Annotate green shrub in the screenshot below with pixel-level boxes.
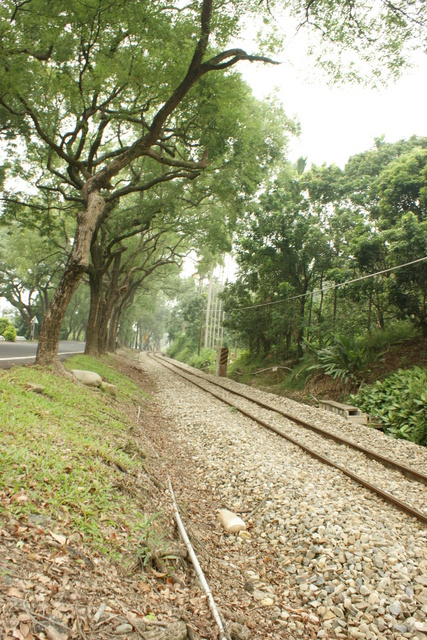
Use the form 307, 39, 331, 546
351, 367, 427, 446
187, 348, 216, 370
174, 346, 192, 363
167, 334, 189, 359
167, 335, 217, 368
0, 318, 10, 335
305, 335, 373, 385
227, 350, 266, 374
3, 326, 16, 342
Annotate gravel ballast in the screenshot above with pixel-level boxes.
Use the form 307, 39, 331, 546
141, 354, 427, 640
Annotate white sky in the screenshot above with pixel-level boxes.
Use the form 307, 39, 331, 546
240, 53, 427, 169
189, 46, 427, 282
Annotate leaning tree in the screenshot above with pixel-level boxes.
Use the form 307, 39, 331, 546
1, 0, 426, 363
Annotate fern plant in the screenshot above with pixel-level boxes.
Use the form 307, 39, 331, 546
305, 336, 373, 385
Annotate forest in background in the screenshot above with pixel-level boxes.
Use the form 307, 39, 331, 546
164, 135, 427, 445
0, 0, 426, 443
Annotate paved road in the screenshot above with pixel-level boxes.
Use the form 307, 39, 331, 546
0, 341, 85, 369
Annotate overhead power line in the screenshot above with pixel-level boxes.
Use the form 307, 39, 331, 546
230, 256, 427, 312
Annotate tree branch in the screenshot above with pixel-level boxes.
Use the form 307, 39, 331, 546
106, 170, 201, 201
20, 45, 54, 61
144, 147, 209, 170
204, 48, 280, 70
17, 96, 90, 179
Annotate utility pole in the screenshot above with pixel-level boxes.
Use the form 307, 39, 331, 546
211, 290, 218, 349
204, 268, 213, 349
198, 307, 204, 356
216, 298, 222, 346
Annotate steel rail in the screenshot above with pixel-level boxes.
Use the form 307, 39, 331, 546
150, 354, 427, 527
155, 354, 427, 486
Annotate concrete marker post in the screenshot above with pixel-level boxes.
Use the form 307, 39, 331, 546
216, 346, 228, 377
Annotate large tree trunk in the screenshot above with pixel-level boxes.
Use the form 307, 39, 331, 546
107, 306, 121, 352
36, 191, 105, 365
85, 286, 115, 357
260, 334, 271, 355
85, 271, 104, 356
89, 285, 124, 355
97, 304, 113, 355
106, 285, 136, 352
375, 291, 385, 329
85, 229, 123, 357
97, 253, 126, 355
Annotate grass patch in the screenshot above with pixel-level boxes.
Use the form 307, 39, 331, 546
361, 321, 420, 352
0, 356, 158, 564
225, 351, 313, 404
64, 354, 144, 403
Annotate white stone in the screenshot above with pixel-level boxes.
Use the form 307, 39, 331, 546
389, 601, 402, 616
368, 592, 380, 605
218, 509, 246, 533
71, 369, 102, 387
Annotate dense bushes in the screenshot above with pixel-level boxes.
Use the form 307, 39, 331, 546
351, 367, 427, 446
3, 325, 16, 341
167, 335, 216, 370
0, 318, 16, 342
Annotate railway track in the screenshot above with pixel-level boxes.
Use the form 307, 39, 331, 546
150, 353, 427, 527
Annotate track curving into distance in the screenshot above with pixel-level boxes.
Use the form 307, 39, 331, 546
149, 353, 427, 527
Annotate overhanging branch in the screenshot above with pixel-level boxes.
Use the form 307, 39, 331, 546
106, 170, 201, 201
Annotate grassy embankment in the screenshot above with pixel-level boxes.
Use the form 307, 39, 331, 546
0, 355, 164, 566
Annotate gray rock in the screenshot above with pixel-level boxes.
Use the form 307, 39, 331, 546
377, 618, 387, 632
393, 624, 408, 633
25, 383, 45, 394
389, 601, 402, 616
115, 623, 133, 634
228, 621, 252, 640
